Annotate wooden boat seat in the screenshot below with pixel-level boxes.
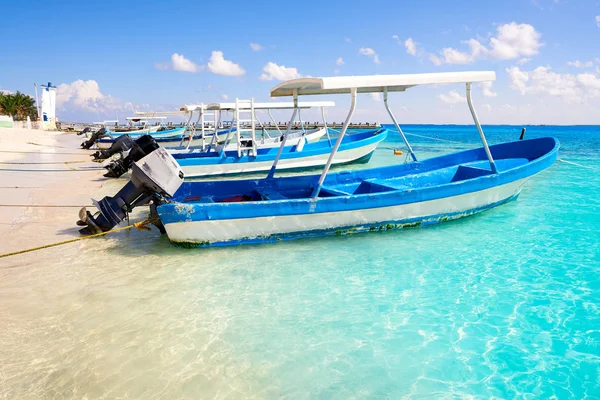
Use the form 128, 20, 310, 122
451, 165, 493, 182
182, 195, 215, 203
364, 178, 410, 191
319, 186, 352, 197
255, 188, 288, 200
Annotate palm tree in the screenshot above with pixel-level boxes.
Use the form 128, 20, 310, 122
0, 91, 38, 121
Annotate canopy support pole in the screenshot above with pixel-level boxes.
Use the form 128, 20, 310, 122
267, 109, 283, 136
267, 90, 298, 179
384, 87, 417, 162
321, 106, 332, 146
466, 82, 497, 174
311, 88, 357, 198
180, 111, 194, 147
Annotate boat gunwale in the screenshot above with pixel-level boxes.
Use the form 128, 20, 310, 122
157, 136, 560, 224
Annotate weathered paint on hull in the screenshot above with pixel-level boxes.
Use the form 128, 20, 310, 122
163, 178, 527, 247
180, 140, 380, 178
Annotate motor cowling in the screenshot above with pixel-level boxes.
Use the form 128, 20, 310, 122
91, 135, 135, 162
77, 147, 184, 235
103, 135, 161, 178
81, 127, 108, 149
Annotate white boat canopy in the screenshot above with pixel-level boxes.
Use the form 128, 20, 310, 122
267, 71, 498, 198
134, 111, 188, 117
126, 116, 167, 121
270, 71, 496, 96
182, 101, 335, 111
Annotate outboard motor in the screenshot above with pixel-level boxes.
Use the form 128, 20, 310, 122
81, 128, 108, 149
91, 135, 135, 162
77, 127, 92, 136
103, 135, 160, 178
77, 147, 184, 235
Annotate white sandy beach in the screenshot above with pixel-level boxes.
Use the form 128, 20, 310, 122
0, 127, 124, 256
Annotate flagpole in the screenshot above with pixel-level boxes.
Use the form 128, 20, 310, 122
33, 83, 41, 121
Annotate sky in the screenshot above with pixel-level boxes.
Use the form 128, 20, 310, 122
1, 0, 599, 125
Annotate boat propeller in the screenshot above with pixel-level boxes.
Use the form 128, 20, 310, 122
77, 147, 184, 235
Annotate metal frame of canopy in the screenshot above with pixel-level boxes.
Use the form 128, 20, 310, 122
269, 71, 497, 198
180, 100, 336, 156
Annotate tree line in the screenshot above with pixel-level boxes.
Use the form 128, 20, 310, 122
0, 91, 38, 121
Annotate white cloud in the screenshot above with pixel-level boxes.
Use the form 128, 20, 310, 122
336, 57, 344, 65
0, 89, 13, 94
517, 58, 531, 65
207, 51, 246, 77
596, 15, 600, 27
567, 60, 593, 68
404, 38, 417, 56
429, 54, 442, 66
437, 90, 467, 104
370, 93, 382, 102
507, 65, 600, 102
56, 79, 123, 113
480, 81, 498, 97
359, 47, 380, 64
221, 94, 229, 100
344, 37, 352, 43
259, 62, 302, 81
171, 53, 199, 72
440, 22, 542, 64
482, 104, 492, 112
250, 43, 264, 51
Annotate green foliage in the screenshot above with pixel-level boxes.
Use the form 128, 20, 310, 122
0, 91, 38, 121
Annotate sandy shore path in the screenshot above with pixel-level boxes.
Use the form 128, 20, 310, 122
0, 127, 119, 256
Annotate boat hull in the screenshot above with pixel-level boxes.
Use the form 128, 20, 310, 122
179, 139, 380, 177
163, 178, 526, 246
157, 137, 559, 247
174, 129, 387, 178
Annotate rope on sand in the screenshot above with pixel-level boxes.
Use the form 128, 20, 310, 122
0, 217, 158, 259
0, 165, 103, 172
0, 160, 90, 164
0, 150, 88, 155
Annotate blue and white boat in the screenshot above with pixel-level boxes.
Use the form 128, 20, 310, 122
80, 71, 559, 247
166, 99, 386, 178
170, 100, 334, 151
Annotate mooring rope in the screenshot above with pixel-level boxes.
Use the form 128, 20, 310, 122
0, 217, 159, 259
26, 141, 74, 149
0, 166, 103, 172
0, 160, 90, 165
0, 150, 89, 155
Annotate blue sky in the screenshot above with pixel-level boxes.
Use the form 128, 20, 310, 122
1, 0, 599, 124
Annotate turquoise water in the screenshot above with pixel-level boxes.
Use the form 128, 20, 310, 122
1, 125, 599, 398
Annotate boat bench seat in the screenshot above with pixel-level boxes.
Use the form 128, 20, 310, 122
182, 195, 215, 203
319, 186, 352, 196
255, 188, 288, 201
364, 178, 410, 191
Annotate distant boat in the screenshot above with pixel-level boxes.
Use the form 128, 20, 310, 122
169, 99, 385, 178
79, 71, 558, 248
95, 126, 187, 149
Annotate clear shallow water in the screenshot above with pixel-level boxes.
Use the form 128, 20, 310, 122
1, 125, 599, 398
